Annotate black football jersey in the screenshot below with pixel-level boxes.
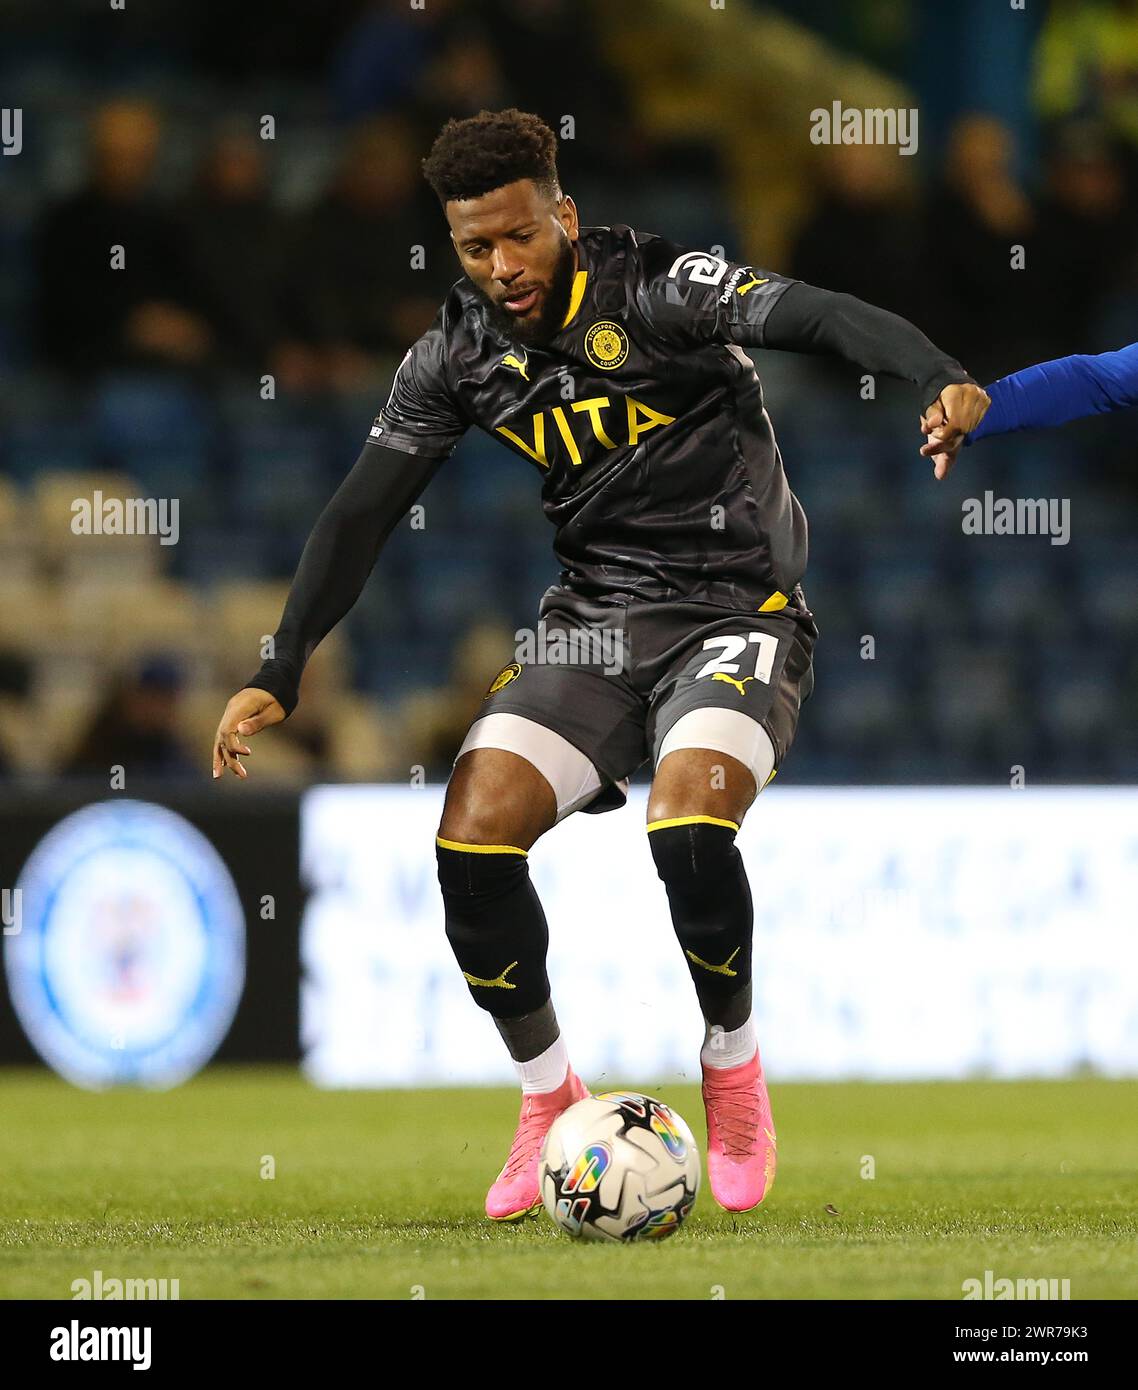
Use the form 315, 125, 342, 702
369, 223, 810, 610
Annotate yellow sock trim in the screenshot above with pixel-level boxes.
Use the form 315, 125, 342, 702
646, 814, 740, 833
435, 836, 528, 856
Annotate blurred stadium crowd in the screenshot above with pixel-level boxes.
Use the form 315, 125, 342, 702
0, 0, 1135, 785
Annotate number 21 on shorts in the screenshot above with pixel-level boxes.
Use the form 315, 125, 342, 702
695, 632, 779, 683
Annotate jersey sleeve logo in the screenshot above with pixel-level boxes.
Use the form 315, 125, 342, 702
667, 250, 729, 286
717, 268, 772, 304
584, 320, 629, 370
484, 661, 522, 697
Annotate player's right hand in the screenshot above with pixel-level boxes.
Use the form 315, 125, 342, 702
212, 687, 286, 780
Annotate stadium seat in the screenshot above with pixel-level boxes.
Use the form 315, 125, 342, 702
114, 447, 213, 504
0, 578, 67, 653
176, 525, 275, 584
809, 647, 911, 752
0, 474, 23, 520
1034, 671, 1118, 779
211, 578, 347, 694
926, 646, 1021, 758
358, 635, 441, 703
1, 377, 96, 480
325, 691, 402, 779
32, 469, 163, 575
59, 576, 209, 665
92, 376, 212, 455
400, 532, 505, 630
858, 545, 949, 636
1076, 543, 1138, 638
231, 444, 329, 528
965, 556, 1058, 638
214, 579, 293, 650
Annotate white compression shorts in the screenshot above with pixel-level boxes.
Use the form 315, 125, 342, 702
455, 707, 775, 823
455, 712, 622, 824
656, 707, 776, 790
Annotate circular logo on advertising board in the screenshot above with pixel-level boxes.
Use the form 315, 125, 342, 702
3, 800, 245, 1089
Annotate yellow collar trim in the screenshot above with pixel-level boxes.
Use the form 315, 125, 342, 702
561, 268, 588, 329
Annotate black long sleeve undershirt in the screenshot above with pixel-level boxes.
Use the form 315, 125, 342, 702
764, 281, 975, 405
246, 442, 443, 715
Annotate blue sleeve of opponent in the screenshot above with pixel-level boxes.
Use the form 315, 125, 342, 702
968, 342, 1138, 443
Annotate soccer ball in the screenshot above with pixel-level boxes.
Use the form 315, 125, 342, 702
539, 1091, 700, 1241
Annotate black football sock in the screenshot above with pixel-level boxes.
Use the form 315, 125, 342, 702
436, 839, 554, 1023
648, 817, 753, 1032
702, 982, 753, 1051
493, 999, 561, 1064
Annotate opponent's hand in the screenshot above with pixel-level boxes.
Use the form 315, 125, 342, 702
212, 687, 286, 780
919, 382, 991, 480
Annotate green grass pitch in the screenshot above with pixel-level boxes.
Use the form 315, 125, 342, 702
1, 1068, 1134, 1300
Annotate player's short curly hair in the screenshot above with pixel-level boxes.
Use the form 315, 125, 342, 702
422, 108, 560, 205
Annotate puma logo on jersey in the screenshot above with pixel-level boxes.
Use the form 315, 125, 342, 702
463, 960, 519, 990
710, 672, 756, 696
685, 946, 741, 977
717, 267, 770, 305
500, 351, 530, 381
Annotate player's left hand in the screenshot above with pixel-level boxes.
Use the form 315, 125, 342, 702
919, 382, 991, 480
212, 687, 286, 780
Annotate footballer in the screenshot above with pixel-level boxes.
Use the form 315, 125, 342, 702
213, 110, 990, 1220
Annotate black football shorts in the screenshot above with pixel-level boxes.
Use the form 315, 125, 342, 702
471, 583, 818, 814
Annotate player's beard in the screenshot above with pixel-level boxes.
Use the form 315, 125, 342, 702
478, 234, 577, 347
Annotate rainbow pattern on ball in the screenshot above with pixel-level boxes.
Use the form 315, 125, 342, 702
564, 1142, 611, 1194
649, 1104, 687, 1159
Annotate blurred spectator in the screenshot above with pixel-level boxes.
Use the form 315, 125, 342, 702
479, 0, 641, 179
180, 128, 291, 376
419, 23, 513, 128
329, 0, 456, 121
924, 113, 1049, 380
184, 0, 360, 83
1034, 120, 1133, 348
790, 143, 921, 316
1035, 0, 1138, 155
283, 118, 454, 391
65, 657, 196, 779
36, 99, 212, 375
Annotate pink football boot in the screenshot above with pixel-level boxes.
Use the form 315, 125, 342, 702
486, 1068, 590, 1221
701, 1048, 777, 1211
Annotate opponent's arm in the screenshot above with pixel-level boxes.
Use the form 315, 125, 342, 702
958, 343, 1138, 444
213, 442, 443, 778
